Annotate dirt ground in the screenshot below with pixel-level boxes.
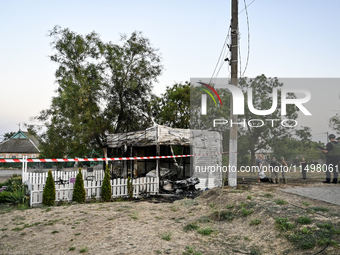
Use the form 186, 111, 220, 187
0, 181, 340, 255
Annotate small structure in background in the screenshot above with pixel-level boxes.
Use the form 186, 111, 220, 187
254, 147, 273, 162
107, 125, 223, 191
0, 129, 40, 159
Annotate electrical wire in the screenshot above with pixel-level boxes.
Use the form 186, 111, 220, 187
238, 31, 242, 77
209, 26, 231, 85
241, 0, 250, 77
209, 0, 254, 84
238, 0, 256, 15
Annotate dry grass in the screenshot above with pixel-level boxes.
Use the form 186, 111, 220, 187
0, 182, 339, 254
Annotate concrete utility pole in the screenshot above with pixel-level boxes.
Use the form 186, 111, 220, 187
228, 0, 238, 187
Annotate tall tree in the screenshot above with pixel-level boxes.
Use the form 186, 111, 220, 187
237, 75, 312, 165
152, 82, 191, 129
37, 26, 163, 158
37, 26, 107, 158
104, 31, 163, 134
37, 26, 162, 157
329, 113, 340, 133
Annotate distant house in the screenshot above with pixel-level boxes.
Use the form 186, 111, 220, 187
0, 130, 40, 159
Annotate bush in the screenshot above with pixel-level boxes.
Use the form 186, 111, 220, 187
0, 191, 11, 203
43, 170, 56, 206
6, 187, 28, 205
72, 169, 86, 203
101, 165, 111, 202
127, 176, 133, 199
2, 175, 22, 193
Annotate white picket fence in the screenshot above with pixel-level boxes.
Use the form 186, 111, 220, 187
25, 170, 105, 184
26, 171, 158, 207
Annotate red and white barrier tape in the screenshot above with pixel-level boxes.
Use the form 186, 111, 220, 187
0, 152, 231, 163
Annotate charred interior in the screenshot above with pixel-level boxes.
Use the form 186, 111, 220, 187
107, 125, 223, 193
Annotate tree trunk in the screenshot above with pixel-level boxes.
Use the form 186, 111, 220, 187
251, 150, 256, 166
102, 147, 107, 170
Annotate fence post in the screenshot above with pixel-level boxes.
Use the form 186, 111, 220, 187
22, 156, 27, 183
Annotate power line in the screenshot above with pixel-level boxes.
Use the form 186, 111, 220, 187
238, 0, 256, 15
209, 0, 255, 83
209, 26, 231, 85
241, 0, 250, 77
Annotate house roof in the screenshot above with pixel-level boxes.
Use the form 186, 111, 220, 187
107, 125, 191, 148
107, 125, 223, 148
0, 130, 40, 153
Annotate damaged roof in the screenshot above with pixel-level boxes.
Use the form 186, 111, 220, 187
107, 125, 191, 148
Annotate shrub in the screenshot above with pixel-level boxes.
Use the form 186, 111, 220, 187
6, 187, 28, 205
127, 176, 133, 199
72, 169, 86, 203
101, 165, 111, 202
42, 170, 56, 206
0, 191, 12, 203
2, 175, 22, 193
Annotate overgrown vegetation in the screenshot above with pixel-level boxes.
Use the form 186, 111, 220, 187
42, 170, 56, 206
0, 174, 29, 206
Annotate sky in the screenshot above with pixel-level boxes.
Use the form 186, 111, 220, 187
0, 0, 339, 143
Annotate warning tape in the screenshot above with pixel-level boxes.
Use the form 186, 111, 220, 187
0, 152, 231, 163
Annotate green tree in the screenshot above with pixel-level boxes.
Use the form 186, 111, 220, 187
152, 82, 191, 128
2, 131, 16, 142
37, 26, 163, 159
105, 31, 163, 134
72, 168, 86, 203
42, 170, 56, 206
101, 165, 111, 202
330, 113, 340, 133
270, 136, 324, 163
237, 75, 311, 165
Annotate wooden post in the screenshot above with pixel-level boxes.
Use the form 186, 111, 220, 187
156, 125, 160, 193
228, 0, 238, 188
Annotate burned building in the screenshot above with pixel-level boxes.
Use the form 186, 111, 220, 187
107, 125, 223, 191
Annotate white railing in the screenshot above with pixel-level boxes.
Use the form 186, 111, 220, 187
28, 177, 158, 207
25, 170, 105, 184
